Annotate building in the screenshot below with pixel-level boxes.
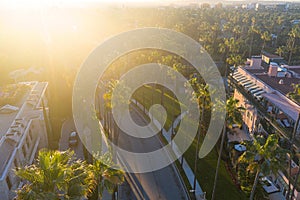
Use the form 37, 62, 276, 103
261, 51, 286, 70
0, 81, 50, 200
230, 55, 300, 200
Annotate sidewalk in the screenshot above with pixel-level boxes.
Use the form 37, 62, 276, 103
132, 99, 206, 200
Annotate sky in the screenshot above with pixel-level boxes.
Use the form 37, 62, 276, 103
1, 0, 300, 9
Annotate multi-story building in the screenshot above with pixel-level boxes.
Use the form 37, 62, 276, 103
230, 54, 300, 199
0, 81, 50, 200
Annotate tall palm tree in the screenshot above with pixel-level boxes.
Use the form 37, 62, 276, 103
286, 113, 300, 200
103, 80, 119, 138
248, 17, 257, 57
287, 25, 300, 65
238, 134, 287, 200
15, 149, 94, 200
102, 79, 130, 160
190, 79, 212, 192
211, 97, 245, 200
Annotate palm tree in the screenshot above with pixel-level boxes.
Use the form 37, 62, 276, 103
289, 83, 300, 103
286, 113, 300, 200
190, 79, 212, 192
238, 134, 287, 200
290, 153, 300, 200
102, 79, 131, 161
275, 46, 285, 57
287, 25, 300, 65
103, 79, 120, 141
226, 54, 244, 76
88, 153, 124, 200
15, 149, 93, 200
16, 150, 124, 200
248, 17, 257, 57
211, 97, 245, 200
260, 31, 272, 51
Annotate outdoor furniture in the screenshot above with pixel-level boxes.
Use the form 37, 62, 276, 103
282, 119, 291, 128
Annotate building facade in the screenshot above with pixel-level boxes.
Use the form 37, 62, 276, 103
0, 81, 50, 200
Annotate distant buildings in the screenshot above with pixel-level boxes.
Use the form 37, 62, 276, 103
0, 81, 50, 200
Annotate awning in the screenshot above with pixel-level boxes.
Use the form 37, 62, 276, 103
253, 90, 265, 96
248, 86, 260, 91
233, 73, 243, 78
235, 77, 247, 82
242, 82, 254, 87
245, 83, 256, 89
256, 95, 263, 100
233, 75, 243, 80
250, 88, 263, 94
262, 93, 300, 121
239, 79, 251, 84
241, 81, 252, 86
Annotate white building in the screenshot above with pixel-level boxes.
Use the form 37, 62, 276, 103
0, 81, 50, 200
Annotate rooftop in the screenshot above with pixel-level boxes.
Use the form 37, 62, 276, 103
0, 81, 48, 178
245, 68, 266, 74
255, 74, 299, 95
262, 51, 283, 59
0, 83, 32, 139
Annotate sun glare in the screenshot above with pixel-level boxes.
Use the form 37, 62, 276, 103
0, 0, 161, 10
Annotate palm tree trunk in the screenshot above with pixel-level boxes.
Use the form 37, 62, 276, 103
250, 169, 260, 200
211, 123, 226, 200
249, 31, 254, 58
288, 113, 300, 199
287, 113, 300, 199
193, 104, 205, 191
288, 157, 292, 200
290, 167, 300, 200
288, 39, 295, 65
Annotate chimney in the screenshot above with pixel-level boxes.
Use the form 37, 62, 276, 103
250, 56, 262, 68
268, 63, 278, 77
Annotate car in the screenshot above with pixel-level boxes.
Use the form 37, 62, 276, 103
69, 131, 78, 146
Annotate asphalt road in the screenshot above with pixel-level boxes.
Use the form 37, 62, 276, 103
116, 106, 189, 200
60, 107, 189, 200
59, 118, 85, 160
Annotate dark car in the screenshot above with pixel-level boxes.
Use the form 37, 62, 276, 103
69, 131, 78, 146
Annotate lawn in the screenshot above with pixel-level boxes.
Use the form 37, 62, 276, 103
133, 85, 247, 200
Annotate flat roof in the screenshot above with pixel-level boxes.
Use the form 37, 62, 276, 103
0, 81, 48, 177
262, 51, 283, 59
0, 113, 18, 139
0, 83, 31, 139
245, 68, 266, 74
256, 74, 299, 95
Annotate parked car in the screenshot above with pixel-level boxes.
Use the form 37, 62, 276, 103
69, 131, 78, 146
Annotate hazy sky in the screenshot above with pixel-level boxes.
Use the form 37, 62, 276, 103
1, 0, 300, 8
